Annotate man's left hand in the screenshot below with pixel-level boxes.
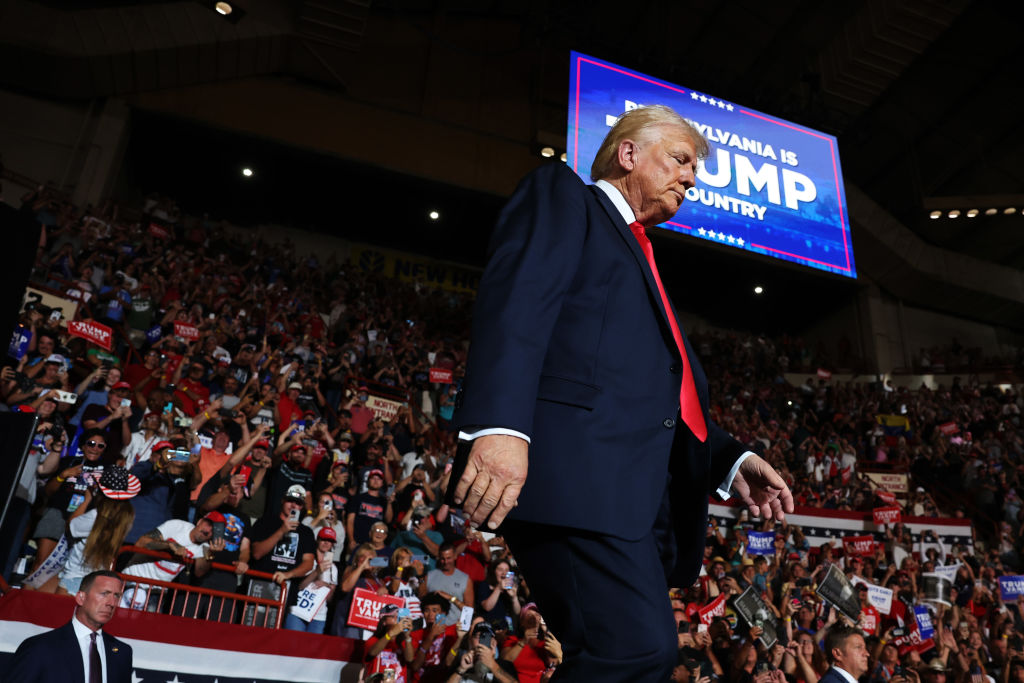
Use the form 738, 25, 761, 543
731, 454, 794, 521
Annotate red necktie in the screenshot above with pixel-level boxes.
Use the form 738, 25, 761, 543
629, 222, 707, 442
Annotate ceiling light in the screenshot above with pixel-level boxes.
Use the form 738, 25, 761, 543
985, 208, 998, 215
1005, 207, 1017, 215
241, 167, 253, 177
947, 210, 960, 218
215, 1, 232, 15
540, 147, 555, 158
560, 152, 567, 162
753, 286, 763, 295
928, 211, 942, 219
966, 209, 979, 218
428, 210, 440, 221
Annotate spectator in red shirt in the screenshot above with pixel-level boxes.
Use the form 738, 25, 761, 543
365, 603, 415, 683
409, 593, 460, 683
173, 359, 211, 416
277, 381, 304, 432
499, 607, 563, 683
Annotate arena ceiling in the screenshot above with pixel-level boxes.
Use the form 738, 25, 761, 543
2, 0, 1023, 331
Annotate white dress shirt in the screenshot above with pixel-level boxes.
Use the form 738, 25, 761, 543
461, 179, 753, 498
71, 613, 108, 683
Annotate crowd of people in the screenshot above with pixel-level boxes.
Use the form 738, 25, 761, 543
2, 179, 1024, 682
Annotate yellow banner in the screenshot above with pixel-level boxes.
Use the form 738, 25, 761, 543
349, 245, 481, 293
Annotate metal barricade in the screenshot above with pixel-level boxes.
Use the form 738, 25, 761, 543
116, 545, 288, 628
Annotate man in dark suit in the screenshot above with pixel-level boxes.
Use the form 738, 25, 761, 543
8, 570, 134, 682
820, 623, 870, 683
450, 104, 794, 680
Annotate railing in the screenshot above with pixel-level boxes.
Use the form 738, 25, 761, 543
116, 545, 288, 628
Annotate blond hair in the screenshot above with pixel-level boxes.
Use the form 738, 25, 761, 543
82, 497, 135, 571
590, 104, 709, 181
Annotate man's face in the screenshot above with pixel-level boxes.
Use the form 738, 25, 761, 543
423, 603, 443, 625
438, 549, 456, 572
37, 337, 55, 355
109, 388, 129, 407
223, 377, 239, 394
368, 473, 384, 491
82, 436, 107, 461
282, 500, 302, 519
75, 576, 123, 630
289, 447, 306, 465
834, 634, 870, 679
213, 432, 230, 451
192, 519, 214, 543
626, 125, 699, 226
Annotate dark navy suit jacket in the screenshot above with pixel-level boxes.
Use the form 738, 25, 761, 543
456, 163, 747, 585
819, 667, 857, 683
6, 620, 133, 683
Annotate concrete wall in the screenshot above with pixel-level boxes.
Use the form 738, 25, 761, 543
0, 88, 130, 207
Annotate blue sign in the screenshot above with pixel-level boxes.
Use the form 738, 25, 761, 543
999, 575, 1024, 600
746, 530, 775, 556
914, 605, 934, 640
567, 51, 856, 279
7, 325, 30, 360
146, 324, 163, 344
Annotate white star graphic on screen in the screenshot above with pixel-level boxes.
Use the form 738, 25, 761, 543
726, 104, 734, 111
726, 235, 735, 244
699, 94, 708, 103
707, 98, 717, 107
737, 238, 745, 246
717, 232, 726, 240
690, 91, 699, 100
697, 227, 707, 236
131, 673, 144, 683
165, 676, 182, 683
718, 100, 727, 109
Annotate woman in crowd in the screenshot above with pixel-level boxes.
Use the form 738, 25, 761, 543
55, 465, 139, 594
475, 558, 522, 629
332, 543, 386, 639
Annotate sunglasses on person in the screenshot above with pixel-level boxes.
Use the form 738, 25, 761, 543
85, 440, 107, 449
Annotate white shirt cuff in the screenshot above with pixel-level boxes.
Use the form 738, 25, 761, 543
715, 451, 756, 499
458, 428, 531, 444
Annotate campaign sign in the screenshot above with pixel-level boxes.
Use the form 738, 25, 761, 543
816, 564, 861, 622
873, 506, 902, 526
817, 368, 832, 379
567, 51, 855, 279
932, 563, 959, 583
746, 531, 774, 556
914, 605, 935, 640
698, 594, 727, 625
8, 325, 30, 360
148, 222, 172, 240
732, 586, 778, 648
366, 395, 403, 422
347, 587, 405, 630
876, 490, 898, 505
998, 575, 1024, 601
429, 367, 453, 384
173, 320, 200, 341
67, 320, 113, 351
146, 324, 163, 344
843, 535, 875, 557
938, 421, 959, 436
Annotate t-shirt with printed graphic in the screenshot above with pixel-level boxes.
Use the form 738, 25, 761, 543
246, 513, 315, 574
346, 491, 388, 545
365, 635, 410, 683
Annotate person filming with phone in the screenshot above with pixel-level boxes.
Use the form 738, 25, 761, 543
245, 484, 315, 602
447, 621, 518, 683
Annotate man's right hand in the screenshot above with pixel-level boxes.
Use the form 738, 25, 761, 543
281, 517, 299, 533
453, 434, 528, 529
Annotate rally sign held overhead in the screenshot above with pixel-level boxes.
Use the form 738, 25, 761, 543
68, 320, 113, 351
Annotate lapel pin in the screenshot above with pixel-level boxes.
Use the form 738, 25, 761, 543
112, 648, 119, 652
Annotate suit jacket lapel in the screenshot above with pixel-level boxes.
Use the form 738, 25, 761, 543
103, 632, 124, 678
589, 185, 709, 409
60, 621, 86, 682
588, 185, 674, 326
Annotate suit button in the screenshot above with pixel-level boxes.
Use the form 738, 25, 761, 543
663, 418, 676, 428
670, 363, 682, 374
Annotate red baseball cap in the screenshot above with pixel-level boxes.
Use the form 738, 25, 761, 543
317, 527, 337, 543
112, 381, 132, 390
152, 440, 173, 452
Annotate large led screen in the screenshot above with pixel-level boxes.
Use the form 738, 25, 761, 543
568, 51, 856, 279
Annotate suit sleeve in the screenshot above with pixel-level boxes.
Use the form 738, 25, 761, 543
455, 165, 589, 437
706, 419, 750, 494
